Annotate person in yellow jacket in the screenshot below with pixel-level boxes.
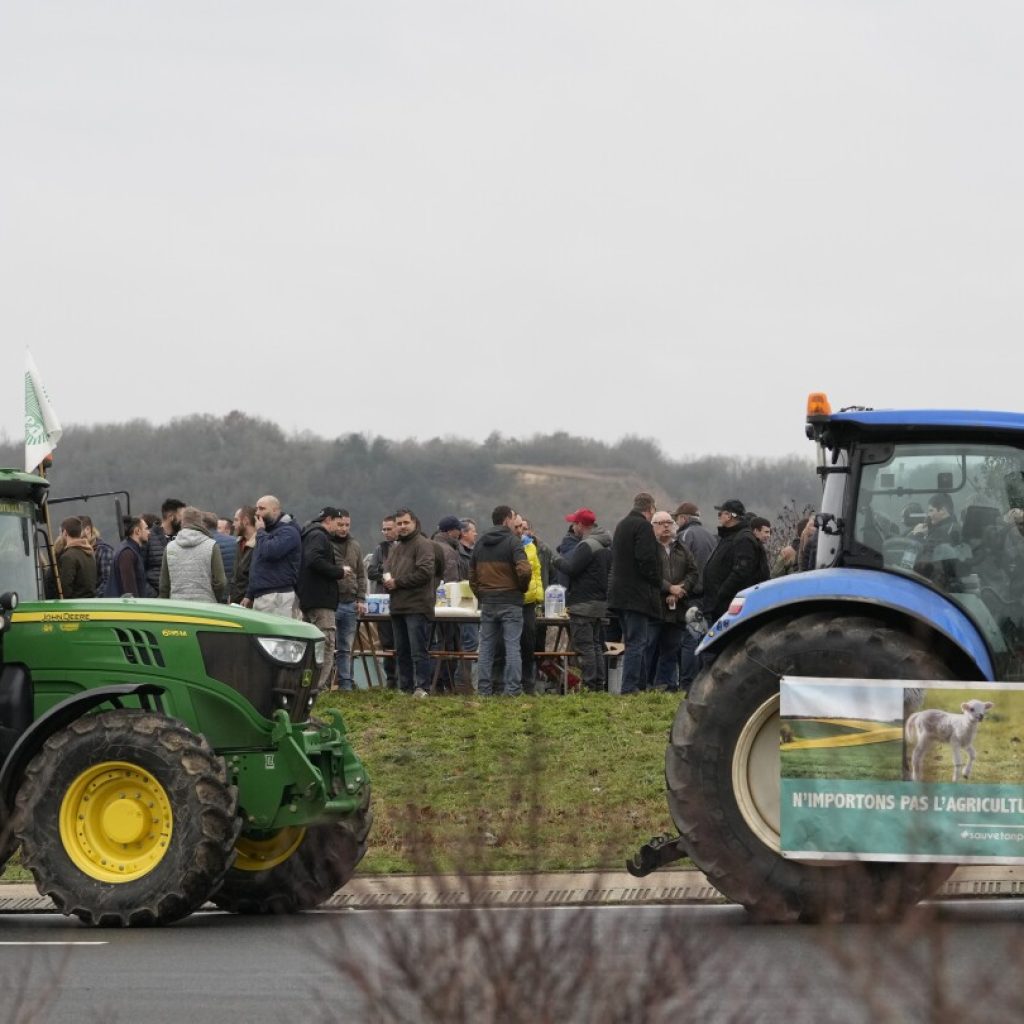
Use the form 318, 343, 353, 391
514, 514, 545, 694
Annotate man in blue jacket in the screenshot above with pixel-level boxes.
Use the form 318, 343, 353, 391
242, 494, 302, 618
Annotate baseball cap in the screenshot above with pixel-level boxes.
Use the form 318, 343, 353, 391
318, 506, 345, 520
674, 501, 700, 517
564, 508, 597, 527
714, 499, 746, 517
438, 515, 462, 532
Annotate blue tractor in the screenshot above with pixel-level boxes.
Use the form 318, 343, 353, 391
636, 394, 1024, 920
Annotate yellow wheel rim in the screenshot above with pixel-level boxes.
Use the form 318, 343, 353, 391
59, 761, 173, 884
234, 827, 306, 872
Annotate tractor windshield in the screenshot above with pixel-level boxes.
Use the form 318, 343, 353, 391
0, 499, 40, 601
852, 442, 1024, 678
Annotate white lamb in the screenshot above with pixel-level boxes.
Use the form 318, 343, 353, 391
905, 699, 994, 783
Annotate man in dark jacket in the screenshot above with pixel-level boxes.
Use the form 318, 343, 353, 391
553, 516, 584, 588
430, 515, 464, 692
470, 504, 532, 696
331, 510, 368, 692
457, 519, 477, 582
144, 498, 185, 597
57, 516, 98, 599
242, 495, 302, 618
231, 505, 257, 604
673, 501, 718, 690
673, 502, 717, 580
647, 513, 698, 691
297, 507, 348, 692
366, 515, 398, 688
383, 508, 437, 696
104, 515, 151, 597
455, 518, 479, 694
702, 499, 769, 624
608, 492, 664, 694
550, 508, 612, 691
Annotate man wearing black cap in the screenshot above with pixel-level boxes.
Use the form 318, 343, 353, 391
672, 500, 718, 689
297, 507, 348, 692
672, 501, 717, 576
432, 515, 463, 583
701, 499, 769, 626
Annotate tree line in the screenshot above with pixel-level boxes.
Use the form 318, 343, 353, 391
0, 412, 819, 554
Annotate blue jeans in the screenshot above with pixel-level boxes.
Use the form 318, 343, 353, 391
477, 605, 524, 696
391, 612, 431, 693
619, 610, 655, 694
334, 601, 358, 691
647, 622, 683, 690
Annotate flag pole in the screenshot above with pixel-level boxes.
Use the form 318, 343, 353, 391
24, 350, 64, 599
34, 458, 62, 599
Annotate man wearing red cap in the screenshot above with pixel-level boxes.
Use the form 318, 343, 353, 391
551, 508, 612, 691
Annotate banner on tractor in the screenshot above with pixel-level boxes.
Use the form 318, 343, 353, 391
779, 676, 1024, 864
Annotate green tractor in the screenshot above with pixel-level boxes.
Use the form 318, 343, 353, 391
0, 469, 371, 926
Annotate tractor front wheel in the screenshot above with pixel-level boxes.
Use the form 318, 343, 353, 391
14, 709, 239, 926
666, 613, 956, 923
212, 809, 371, 915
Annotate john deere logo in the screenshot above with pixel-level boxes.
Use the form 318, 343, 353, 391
302, 670, 313, 687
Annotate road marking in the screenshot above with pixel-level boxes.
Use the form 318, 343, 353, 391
0, 941, 107, 946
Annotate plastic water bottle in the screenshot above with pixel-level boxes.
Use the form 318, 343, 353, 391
544, 584, 566, 618
436, 582, 448, 607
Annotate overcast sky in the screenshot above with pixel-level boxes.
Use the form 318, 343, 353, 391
3, 2, 1023, 460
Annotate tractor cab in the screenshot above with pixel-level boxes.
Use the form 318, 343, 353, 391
0, 471, 50, 603
807, 393, 1024, 679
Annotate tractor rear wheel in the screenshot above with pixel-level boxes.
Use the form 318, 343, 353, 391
14, 709, 239, 926
666, 612, 956, 923
212, 808, 371, 915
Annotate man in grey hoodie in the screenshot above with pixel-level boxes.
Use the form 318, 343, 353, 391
550, 508, 612, 692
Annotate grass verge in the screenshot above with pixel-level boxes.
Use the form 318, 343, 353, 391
1, 691, 683, 881
330, 690, 682, 873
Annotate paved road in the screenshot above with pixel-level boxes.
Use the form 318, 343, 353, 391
2, 899, 1024, 1023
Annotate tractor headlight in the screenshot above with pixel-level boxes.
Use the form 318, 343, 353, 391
257, 637, 307, 664
313, 639, 325, 665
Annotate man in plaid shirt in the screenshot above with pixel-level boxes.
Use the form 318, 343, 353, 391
79, 515, 115, 597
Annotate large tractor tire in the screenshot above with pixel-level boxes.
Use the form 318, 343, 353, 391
13, 709, 239, 927
0, 820, 15, 874
212, 808, 372, 915
666, 612, 956, 923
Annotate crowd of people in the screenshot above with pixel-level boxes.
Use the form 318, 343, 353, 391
49, 489, 814, 698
